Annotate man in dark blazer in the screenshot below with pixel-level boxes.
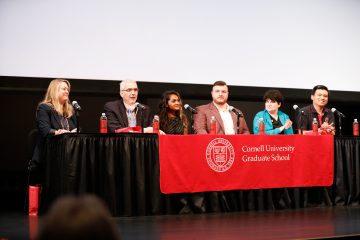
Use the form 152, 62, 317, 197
104, 80, 153, 133
194, 80, 250, 134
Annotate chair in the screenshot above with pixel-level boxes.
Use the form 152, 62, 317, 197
24, 129, 39, 212
28, 129, 38, 165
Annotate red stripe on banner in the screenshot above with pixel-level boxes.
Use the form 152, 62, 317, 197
159, 135, 334, 194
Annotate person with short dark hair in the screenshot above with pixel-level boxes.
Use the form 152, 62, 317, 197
296, 85, 335, 135
192, 80, 249, 213
37, 195, 121, 240
253, 89, 293, 209
253, 89, 293, 134
194, 80, 250, 134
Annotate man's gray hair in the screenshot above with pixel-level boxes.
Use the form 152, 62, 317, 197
119, 79, 137, 91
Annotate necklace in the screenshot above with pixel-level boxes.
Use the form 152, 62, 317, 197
60, 117, 70, 130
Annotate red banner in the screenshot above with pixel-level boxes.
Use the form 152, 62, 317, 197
159, 135, 334, 194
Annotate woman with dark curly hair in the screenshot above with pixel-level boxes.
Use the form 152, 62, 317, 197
158, 90, 189, 134
253, 89, 293, 209
253, 89, 293, 134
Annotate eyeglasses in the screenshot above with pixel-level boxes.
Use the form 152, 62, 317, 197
122, 88, 139, 93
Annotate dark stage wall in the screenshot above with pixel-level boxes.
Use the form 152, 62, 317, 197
1, 76, 360, 210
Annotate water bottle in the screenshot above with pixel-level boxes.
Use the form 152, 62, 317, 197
210, 116, 216, 134
353, 119, 359, 136
153, 115, 159, 133
312, 118, 318, 135
100, 113, 108, 133
258, 118, 265, 135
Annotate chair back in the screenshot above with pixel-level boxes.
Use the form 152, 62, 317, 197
28, 129, 38, 160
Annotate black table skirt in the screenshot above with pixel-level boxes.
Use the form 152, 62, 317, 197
334, 136, 360, 205
42, 134, 360, 216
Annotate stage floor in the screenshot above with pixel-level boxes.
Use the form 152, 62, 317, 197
1, 206, 360, 239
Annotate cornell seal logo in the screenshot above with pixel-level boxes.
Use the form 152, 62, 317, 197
206, 138, 235, 172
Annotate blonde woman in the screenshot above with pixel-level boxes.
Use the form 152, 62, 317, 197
30, 79, 77, 184
37, 79, 77, 136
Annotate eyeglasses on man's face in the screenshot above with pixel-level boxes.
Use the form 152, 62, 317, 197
122, 88, 139, 93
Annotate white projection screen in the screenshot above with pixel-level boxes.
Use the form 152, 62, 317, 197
0, 0, 360, 91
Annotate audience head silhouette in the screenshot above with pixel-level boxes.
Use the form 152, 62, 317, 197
37, 195, 121, 240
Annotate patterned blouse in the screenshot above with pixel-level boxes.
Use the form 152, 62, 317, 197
161, 117, 185, 135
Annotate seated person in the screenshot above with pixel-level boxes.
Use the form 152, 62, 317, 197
296, 85, 335, 135
30, 79, 77, 184
253, 89, 293, 134
104, 80, 153, 133
159, 90, 195, 213
192, 80, 250, 213
159, 90, 189, 134
194, 80, 250, 134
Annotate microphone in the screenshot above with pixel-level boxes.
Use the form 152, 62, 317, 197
184, 104, 197, 114
331, 108, 346, 118
72, 101, 81, 111
293, 105, 304, 115
293, 105, 300, 111
229, 106, 243, 117
135, 102, 146, 110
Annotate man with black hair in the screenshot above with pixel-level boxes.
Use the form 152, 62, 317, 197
296, 85, 335, 135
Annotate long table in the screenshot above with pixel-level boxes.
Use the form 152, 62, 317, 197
42, 134, 360, 216
159, 135, 333, 193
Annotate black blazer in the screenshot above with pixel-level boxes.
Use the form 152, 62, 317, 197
30, 103, 77, 171
296, 104, 335, 131
36, 103, 77, 137
104, 99, 153, 133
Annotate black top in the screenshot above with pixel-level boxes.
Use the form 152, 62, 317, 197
269, 114, 284, 134
296, 104, 335, 131
30, 103, 77, 180
36, 103, 77, 137
161, 117, 185, 134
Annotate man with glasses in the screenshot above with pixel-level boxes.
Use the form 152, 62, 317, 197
104, 80, 153, 133
194, 80, 250, 134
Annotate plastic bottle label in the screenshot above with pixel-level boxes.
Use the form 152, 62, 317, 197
353, 123, 359, 136
312, 123, 318, 135
153, 121, 159, 133
259, 122, 265, 135
100, 120, 108, 133
210, 120, 216, 134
